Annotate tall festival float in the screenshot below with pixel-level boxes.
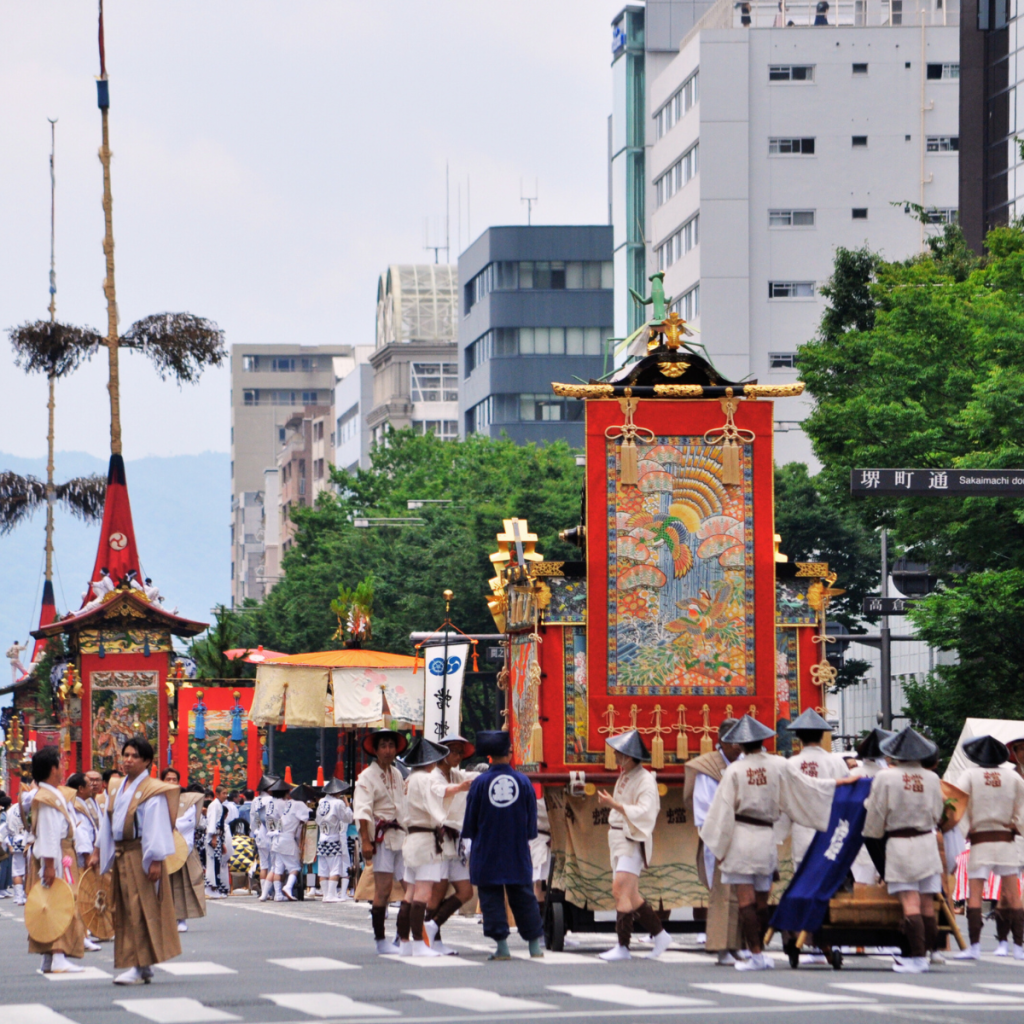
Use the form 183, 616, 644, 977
486, 306, 842, 945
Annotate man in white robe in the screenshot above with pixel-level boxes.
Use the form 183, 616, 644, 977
316, 777, 354, 903
204, 786, 232, 898
268, 781, 309, 901
251, 774, 279, 901
700, 715, 847, 972
596, 729, 672, 962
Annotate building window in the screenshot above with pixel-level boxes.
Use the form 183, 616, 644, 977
314, 459, 324, 480
926, 136, 959, 152
313, 421, 324, 441
337, 404, 359, 446
301, 391, 318, 404
654, 69, 699, 140
770, 352, 798, 369
467, 327, 608, 374
769, 281, 816, 299
655, 144, 699, 207
656, 215, 699, 271
769, 209, 815, 227
852, 136, 868, 147
411, 363, 458, 403
769, 137, 815, 155
464, 260, 612, 312
852, 208, 868, 219
465, 393, 584, 431
669, 284, 700, 321
412, 419, 458, 439
924, 207, 958, 224
769, 65, 814, 82
243, 389, 258, 405
927, 62, 959, 79
278, 426, 286, 443
852, 63, 868, 74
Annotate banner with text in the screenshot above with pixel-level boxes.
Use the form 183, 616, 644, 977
422, 642, 469, 741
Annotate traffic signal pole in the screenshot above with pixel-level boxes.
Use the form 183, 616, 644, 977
880, 528, 892, 730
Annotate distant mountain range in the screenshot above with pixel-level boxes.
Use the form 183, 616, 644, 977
1, 451, 229, 683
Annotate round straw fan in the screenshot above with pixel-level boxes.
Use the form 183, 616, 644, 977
25, 878, 75, 945
164, 830, 189, 875
77, 866, 115, 940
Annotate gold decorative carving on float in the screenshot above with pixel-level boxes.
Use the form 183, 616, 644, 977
657, 361, 690, 378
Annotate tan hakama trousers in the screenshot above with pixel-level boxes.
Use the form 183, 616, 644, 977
704, 861, 742, 953
170, 849, 207, 921
112, 838, 181, 968
26, 837, 87, 958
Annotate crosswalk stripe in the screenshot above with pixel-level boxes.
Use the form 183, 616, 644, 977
267, 957, 360, 971
261, 993, 398, 1018
692, 983, 870, 1004
378, 954, 478, 967
42, 967, 112, 982
509, 950, 596, 965
1, 1005, 80, 1024
113, 998, 240, 1023
155, 962, 237, 976
548, 984, 711, 1008
978, 984, 1024, 992
405, 987, 556, 1011
832, 983, 1024, 1005
653, 951, 712, 965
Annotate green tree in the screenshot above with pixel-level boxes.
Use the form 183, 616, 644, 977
798, 224, 1024, 746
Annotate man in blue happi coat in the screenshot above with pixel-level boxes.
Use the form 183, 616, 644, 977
462, 730, 544, 960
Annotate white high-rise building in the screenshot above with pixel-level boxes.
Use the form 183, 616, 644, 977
612, 0, 960, 465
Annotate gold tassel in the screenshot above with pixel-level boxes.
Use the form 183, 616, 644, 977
721, 443, 741, 486
620, 439, 638, 486
652, 734, 665, 770
676, 730, 688, 760
530, 721, 544, 763
700, 732, 713, 755
605, 742, 617, 770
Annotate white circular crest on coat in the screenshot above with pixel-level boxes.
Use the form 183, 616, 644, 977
488, 774, 519, 808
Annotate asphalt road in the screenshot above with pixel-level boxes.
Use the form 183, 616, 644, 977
5, 895, 1024, 1024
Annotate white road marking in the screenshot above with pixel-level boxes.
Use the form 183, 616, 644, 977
261, 993, 398, 1017
548, 984, 712, 1008
267, 956, 360, 971
1, 1006, 80, 1024
692, 983, 870, 1004
653, 951, 714, 965
405, 987, 556, 1011
155, 962, 237, 976
113, 998, 240, 1023
379, 954, 479, 967
510, 950, 597, 965
832, 982, 1024, 1004
42, 967, 112, 981
977, 983, 1024, 992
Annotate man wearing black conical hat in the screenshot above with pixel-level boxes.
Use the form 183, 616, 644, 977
425, 734, 476, 955
951, 735, 1024, 960
862, 726, 945, 974
267, 778, 310, 901
595, 729, 671, 962
398, 738, 470, 957
315, 777, 353, 904
252, 774, 279, 902
848, 729, 892, 886
785, 709, 850, 872
353, 729, 409, 954
700, 715, 846, 972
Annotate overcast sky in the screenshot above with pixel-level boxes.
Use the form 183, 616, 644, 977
0, 1, 623, 461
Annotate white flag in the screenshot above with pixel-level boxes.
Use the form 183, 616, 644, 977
422, 642, 469, 742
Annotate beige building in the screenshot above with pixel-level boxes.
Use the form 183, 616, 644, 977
276, 406, 332, 553
367, 265, 459, 445
230, 344, 349, 605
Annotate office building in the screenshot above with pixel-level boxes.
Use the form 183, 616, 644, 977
366, 265, 459, 445
334, 348, 375, 474
230, 344, 349, 605
459, 226, 614, 447
959, 0, 1017, 250
610, 0, 960, 465
276, 405, 332, 553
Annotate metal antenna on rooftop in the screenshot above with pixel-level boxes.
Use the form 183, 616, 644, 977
423, 164, 451, 264
521, 178, 538, 226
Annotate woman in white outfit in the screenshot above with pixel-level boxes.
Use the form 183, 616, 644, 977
316, 778, 353, 902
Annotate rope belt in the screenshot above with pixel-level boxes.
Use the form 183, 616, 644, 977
885, 827, 934, 839
735, 814, 773, 828
374, 819, 405, 845
969, 829, 1018, 844
408, 824, 459, 854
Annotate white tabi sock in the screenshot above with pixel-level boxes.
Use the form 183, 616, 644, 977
274, 880, 283, 896
261, 879, 272, 899
283, 874, 296, 895
324, 879, 337, 901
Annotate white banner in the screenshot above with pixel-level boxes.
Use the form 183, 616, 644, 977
422, 642, 469, 742
331, 667, 424, 728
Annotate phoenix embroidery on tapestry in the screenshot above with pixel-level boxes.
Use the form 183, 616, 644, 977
606, 436, 755, 695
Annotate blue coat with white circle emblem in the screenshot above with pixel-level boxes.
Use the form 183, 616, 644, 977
462, 763, 537, 886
